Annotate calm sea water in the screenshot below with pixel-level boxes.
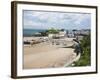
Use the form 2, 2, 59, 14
23, 29, 46, 37
23, 29, 77, 37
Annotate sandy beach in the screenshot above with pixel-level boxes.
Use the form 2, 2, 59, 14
23, 37, 76, 69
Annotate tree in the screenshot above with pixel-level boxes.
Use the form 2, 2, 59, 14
60, 29, 64, 31
47, 28, 59, 34
40, 32, 48, 36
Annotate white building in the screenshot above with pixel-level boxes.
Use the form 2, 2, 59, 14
48, 30, 66, 39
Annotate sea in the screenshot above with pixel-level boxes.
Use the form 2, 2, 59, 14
23, 29, 46, 37
23, 29, 78, 37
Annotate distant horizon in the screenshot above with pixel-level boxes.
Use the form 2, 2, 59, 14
23, 10, 91, 30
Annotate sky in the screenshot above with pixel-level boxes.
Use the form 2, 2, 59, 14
23, 10, 91, 30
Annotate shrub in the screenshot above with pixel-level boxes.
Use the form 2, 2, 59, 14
74, 34, 91, 66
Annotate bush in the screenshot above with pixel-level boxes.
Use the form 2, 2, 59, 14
47, 28, 59, 34
74, 34, 91, 66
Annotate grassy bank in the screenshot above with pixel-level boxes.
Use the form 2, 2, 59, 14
74, 34, 91, 66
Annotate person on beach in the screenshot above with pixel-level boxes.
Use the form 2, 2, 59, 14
73, 39, 82, 56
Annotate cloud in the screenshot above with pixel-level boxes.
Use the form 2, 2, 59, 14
23, 10, 91, 29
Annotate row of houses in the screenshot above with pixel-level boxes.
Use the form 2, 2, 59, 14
48, 29, 90, 40
67, 29, 90, 40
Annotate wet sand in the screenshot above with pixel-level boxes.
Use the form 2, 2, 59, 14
23, 37, 76, 69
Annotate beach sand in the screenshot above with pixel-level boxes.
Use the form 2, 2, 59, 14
23, 37, 76, 69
